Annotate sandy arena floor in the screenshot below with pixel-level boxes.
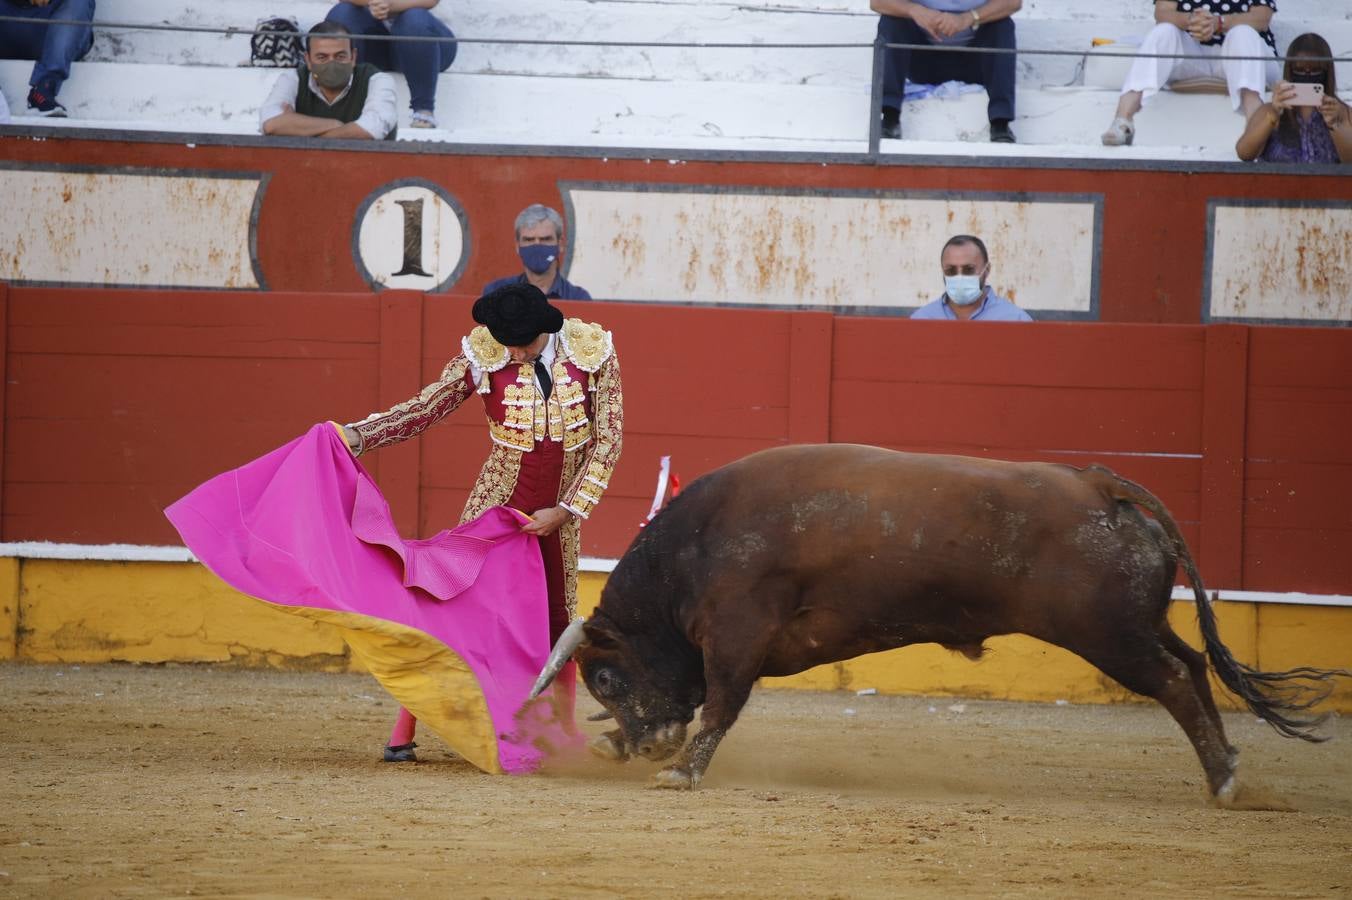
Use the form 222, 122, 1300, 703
1, 662, 1349, 899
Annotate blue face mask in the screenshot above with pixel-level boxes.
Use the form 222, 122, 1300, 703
519, 243, 559, 275
944, 274, 984, 305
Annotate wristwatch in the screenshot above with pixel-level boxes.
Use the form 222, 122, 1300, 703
970, 9, 981, 28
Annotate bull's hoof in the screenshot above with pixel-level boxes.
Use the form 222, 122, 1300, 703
588, 732, 629, 762
1214, 775, 1240, 808
651, 766, 698, 790
1212, 776, 1295, 812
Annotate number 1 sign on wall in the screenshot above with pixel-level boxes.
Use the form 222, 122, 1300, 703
353, 179, 470, 293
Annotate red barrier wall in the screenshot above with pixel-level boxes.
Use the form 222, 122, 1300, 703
4, 285, 1349, 593
1243, 328, 1352, 592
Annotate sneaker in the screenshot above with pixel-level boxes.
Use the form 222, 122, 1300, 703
880, 106, 901, 140
26, 85, 67, 118
409, 110, 437, 129
1101, 117, 1134, 146
382, 741, 417, 762
989, 119, 1016, 143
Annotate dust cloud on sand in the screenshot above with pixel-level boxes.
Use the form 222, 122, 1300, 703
2, 663, 1349, 899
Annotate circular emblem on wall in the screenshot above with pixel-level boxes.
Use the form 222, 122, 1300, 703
352, 179, 470, 293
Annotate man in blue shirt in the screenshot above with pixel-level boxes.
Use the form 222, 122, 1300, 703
870, 0, 1022, 143
910, 234, 1033, 321
483, 204, 593, 301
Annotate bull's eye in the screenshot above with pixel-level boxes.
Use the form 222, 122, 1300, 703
594, 667, 618, 698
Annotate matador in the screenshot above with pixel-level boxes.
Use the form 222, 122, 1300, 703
341, 283, 623, 762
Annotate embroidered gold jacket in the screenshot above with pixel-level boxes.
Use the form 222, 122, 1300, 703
346, 320, 623, 618
349, 318, 623, 520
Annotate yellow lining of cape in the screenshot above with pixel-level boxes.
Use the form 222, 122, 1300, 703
260, 600, 504, 774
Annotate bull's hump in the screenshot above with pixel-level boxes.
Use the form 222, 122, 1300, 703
735, 443, 1055, 478
713, 447, 1095, 541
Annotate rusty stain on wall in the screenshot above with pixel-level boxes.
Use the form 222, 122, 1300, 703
567, 189, 1096, 311
1, 171, 261, 288
1210, 206, 1352, 322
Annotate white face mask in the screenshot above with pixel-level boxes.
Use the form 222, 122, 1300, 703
944, 274, 984, 305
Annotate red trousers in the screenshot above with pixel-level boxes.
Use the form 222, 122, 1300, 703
506, 437, 569, 645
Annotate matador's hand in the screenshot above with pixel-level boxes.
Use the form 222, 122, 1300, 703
522, 506, 573, 537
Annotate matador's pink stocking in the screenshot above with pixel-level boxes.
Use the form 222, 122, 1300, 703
388, 706, 417, 746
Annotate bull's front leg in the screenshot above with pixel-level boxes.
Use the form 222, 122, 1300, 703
651, 637, 766, 789
651, 719, 731, 789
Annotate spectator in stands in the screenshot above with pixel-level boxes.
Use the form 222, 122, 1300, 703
1102, 1, 1278, 147
871, 0, 1022, 143
324, 0, 456, 130
1237, 33, 1352, 164
0, 0, 95, 117
911, 234, 1032, 320
483, 204, 593, 300
259, 21, 397, 140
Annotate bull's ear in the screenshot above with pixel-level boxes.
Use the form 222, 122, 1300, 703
582, 618, 622, 650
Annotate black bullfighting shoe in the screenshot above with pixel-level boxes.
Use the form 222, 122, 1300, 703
382, 741, 418, 763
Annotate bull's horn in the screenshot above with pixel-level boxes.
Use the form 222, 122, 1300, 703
586, 710, 614, 721
528, 617, 588, 700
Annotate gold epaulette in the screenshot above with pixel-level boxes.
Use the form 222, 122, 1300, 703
461, 326, 510, 393
558, 318, 614, 373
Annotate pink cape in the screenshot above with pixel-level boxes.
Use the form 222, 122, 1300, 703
165, 422, 564, 774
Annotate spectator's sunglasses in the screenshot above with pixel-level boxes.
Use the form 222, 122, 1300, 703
1289, 62, 1327, 79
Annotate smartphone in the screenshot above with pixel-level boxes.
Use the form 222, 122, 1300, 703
1289, 83, 1325, 107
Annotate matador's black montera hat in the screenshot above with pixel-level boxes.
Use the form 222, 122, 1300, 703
472, 282, 564, 347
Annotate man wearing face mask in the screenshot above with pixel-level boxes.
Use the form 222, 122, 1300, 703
483, 204, 593, 300
259, 21, 398, 140
910, 234, 1032, 321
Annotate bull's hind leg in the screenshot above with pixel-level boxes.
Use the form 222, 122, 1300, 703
1078, 634, 1237, 800
1156, 624, 1238, 765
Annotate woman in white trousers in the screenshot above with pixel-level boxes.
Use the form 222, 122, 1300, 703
1102, 1, 1280, 146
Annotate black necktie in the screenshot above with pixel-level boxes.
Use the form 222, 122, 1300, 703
534, 359, 553, 400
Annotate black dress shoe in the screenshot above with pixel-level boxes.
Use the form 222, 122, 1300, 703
881, 106, 901, 140
383, 741, 417, 762
989, 119, 1016, 143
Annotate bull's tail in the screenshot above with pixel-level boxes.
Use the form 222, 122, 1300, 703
1097, 466, 1350, 742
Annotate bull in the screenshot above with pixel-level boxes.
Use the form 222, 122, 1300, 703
530, 445, 1347, 802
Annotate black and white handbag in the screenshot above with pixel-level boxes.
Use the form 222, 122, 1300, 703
250, 16, 302, 68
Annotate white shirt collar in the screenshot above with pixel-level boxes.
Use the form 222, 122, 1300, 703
538, 333, 558, 369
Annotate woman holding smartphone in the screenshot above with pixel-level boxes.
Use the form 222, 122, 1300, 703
1237, 33, 1352, 163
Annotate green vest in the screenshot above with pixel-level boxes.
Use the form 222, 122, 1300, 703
294, 63, 397, 140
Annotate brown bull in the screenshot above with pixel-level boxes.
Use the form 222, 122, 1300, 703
532, 445, 1346, 801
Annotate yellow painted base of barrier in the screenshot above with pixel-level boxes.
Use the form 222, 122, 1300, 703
4, 558, 1349, 713
13, 559, 350, 670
